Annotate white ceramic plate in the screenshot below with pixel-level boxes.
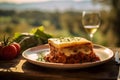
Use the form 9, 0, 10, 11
22, 44, 114, 69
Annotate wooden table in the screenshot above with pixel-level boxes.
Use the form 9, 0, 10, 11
0, 47, 119, 80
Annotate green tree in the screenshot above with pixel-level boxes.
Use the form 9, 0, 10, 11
95, 0, 120, 46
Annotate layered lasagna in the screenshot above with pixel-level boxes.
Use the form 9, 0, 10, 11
44, 37, 100, 64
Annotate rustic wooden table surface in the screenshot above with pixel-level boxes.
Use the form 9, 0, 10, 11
0, 47, 119, 80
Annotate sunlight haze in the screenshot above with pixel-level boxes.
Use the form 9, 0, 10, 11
0, 0, 87, 3
0, 0, 51, 3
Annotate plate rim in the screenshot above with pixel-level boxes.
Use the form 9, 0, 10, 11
22, 44, 114, 69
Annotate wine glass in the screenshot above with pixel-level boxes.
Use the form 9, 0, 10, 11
82, 11, 100, 41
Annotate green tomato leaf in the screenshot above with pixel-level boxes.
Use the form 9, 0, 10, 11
30, 26, 44, 34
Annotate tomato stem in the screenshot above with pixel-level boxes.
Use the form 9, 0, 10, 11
3, 35, 11, 46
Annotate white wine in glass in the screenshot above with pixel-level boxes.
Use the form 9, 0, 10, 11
82, 11, 100, 41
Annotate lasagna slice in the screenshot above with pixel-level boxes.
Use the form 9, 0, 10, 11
44, 37, 100, 64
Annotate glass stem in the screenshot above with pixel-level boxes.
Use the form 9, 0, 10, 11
89, 34, 93, 41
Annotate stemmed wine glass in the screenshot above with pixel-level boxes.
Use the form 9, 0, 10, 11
82, 11, 101, 41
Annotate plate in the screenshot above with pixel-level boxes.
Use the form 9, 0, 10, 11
22, 44, 114, 69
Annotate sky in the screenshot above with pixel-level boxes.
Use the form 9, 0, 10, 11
0, 0, 89, 4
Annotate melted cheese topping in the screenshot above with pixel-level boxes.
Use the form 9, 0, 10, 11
48, 37, 92, 48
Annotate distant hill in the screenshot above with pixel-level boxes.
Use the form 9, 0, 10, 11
0, 1, 107, 12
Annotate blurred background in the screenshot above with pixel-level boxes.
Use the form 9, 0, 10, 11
0, 0, 120, 47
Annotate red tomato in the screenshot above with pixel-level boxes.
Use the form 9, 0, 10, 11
0, 43, 3, 59
0, 45, 17, 60
12, 42, 21, 54
0, 45, 2, 50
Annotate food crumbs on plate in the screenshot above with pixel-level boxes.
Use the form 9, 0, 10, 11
37, 50, 49, 62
